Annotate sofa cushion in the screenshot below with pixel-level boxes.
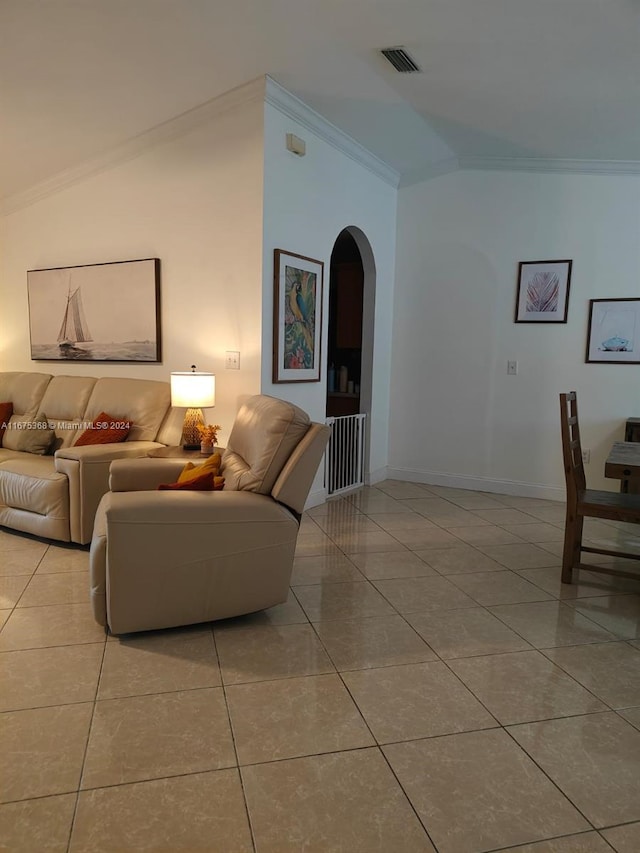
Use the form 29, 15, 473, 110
0, 402, 13, 444
38, 375, 97, 449
0, 372, 51, 419
83, 378, 170, 441
0, 456, 68, 517
177, 452, 222, 484
75, 412, 131, 446
222, 395, 310, 494
9, 413, 55, 455
158, 471, 224, 491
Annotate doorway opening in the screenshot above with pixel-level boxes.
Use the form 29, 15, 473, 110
325, 228, 375, 495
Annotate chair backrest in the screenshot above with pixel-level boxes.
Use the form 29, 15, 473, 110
221, 394, 317, 493
559, 391, 586, 499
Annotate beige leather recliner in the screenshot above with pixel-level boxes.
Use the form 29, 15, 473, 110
90, 395, 330, 635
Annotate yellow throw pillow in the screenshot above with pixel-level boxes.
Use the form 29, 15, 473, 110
177, 452, 222, 484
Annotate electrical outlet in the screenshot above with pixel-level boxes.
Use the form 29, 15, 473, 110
507, 360, 518, 375
582, 449, 591, 464
225, 351, 240, 370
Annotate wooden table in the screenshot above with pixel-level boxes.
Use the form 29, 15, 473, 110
605, 441, 640, 494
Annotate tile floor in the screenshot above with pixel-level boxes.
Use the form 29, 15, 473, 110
1, 481, 639, 852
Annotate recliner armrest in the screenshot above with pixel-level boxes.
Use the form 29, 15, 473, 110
108, 458, 186, 491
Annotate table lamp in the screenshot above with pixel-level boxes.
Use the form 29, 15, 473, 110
170, 366, 216, 450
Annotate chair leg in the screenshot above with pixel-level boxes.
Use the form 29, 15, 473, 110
562, 508, 581, 584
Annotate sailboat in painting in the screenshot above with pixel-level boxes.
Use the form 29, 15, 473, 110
57, 283, 93, 355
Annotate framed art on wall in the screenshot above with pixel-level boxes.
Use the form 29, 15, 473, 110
27, 258, 161, 362
515, 259, 572, 323
273, 249, 324, 383
586, 298, 640, 364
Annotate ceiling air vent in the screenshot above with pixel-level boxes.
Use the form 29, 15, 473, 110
379, 46, 421, 73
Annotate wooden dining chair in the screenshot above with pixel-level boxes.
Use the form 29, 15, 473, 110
559, 392, 640, 583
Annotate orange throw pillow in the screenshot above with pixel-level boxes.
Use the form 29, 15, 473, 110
157, 471, 225, 491
75, 412, 130, 446
0, 401, 13, 445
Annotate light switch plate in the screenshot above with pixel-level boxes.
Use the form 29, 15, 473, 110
225, 351, 240, 370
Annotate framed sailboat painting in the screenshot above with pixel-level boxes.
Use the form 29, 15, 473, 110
27, 258, 161, 362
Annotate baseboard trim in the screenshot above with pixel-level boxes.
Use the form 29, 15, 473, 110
386, 467, 565, 503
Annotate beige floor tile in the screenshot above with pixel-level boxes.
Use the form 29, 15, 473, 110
601, 821, 640, 853
376, 482, 434, 499
0, 643, 103, 711
343, 661, 496, 743
314, 614, 437, 671
366, 513, 439, 532
36, 546, 90, 574
416, 505, 495, 528
618, 707, 640, 730
0, 610, 10, 630
348, 493, 416, 514
332, 530, 409, 554
388, 527, 464, 549
489, 601, 617, 648
372, 576, 477, 614
417, 546, 506, 574
214, 622, 334, 684
452, 526, 524, 546
291, 553, 363, 585
449, 650, 607, 724
0, 549, 41, 576
567, 594, 640, 640
496, 832, 614, 852
407, 607, 532, 659
479, 542, 559, 569
630, 638, 640, 650
294, 581, 396, 622
18, 571, 89, 607
544, 641, 640, 708
0, 602, 105, 651
0, 793, 76, 853
472, 507, 541, 525
70, 770, 253, 853
383, 729, 589, 853
444, 493, 505, 510
306, 497, 358, 518
0, 575, 30, 608
228, 590, 310, 626
448, 570, 554, 606
313, 515, 381, 535
82, 687, 235, 788
500, 522, 566, 543
515, 566, 634, 599
99, 627, 220, 699
522, 506, 567, 524
403, 497, 461, 516
508, 713, 640, 828
242, 748, 436, 853
348, 550, 437, 580
227, 673, 374, 764
294, 537, 342, 558
0, 532, 47, 558
0, 703, 93, 801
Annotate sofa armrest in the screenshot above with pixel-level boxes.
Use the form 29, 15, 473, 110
108, 458, 187, 492
54, 441, 163, 544
91, 490, 299, 633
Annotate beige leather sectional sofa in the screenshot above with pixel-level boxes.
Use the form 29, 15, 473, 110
0, 371, 178, 544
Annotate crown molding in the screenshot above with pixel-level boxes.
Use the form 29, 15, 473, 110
1, 77, 267, 216
458, 155, 640, 177
265, 77, 400, 188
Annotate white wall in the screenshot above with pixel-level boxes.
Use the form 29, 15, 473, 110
261, 97, 398, 490
391, 169, 640, 499
0, 92, 265, 445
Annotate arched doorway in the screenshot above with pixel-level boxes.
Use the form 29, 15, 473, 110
325, 227, 376, 493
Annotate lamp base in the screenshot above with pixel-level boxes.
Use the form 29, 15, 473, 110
180, 407, 204, 451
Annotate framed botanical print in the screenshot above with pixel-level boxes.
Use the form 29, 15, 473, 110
515, 259, 572, 323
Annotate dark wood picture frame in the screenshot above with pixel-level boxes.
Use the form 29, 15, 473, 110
515, 259, 572, 323
585, 298, 640, 364
27, 258, 161, 362
272, 248, 324, 383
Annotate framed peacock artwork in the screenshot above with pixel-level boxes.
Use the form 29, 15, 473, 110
515, 259, 572, 323
273, 249, 324, 383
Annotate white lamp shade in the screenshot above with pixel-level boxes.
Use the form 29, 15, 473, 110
170, 372, 215, 408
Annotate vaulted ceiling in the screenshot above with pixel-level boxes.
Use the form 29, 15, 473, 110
2, 0, 639, 203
